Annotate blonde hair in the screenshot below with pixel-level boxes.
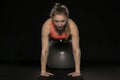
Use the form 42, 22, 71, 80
50, 3, 69, 18
65, 23, 71, 40
50, 3, 70, 40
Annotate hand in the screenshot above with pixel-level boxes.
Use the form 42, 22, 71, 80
67, 72, 81, 77
40, 72, 54, 77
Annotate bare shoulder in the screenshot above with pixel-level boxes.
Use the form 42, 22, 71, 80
68, 18, 79, 34
41, 18, 52, 34
42, 18, 51, 29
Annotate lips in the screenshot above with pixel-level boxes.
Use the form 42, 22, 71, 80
58, 27, 63, 30
58, 27, 62, 28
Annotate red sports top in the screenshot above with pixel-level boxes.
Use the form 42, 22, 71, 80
49, 22, 67, 39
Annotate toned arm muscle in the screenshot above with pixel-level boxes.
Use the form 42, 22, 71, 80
69, 19, 81, 73
41, 19, 50, 73
69, 19, 80, 53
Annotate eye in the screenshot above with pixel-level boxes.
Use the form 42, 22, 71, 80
61, 20, 65, 22
54, 20, 60, 23
54, 20, 58, 22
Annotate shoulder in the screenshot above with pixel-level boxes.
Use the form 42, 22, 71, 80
68, 18, 76, 25
41, 18, 52, 34
42, 18, 52, 28
68, 18, 79, 33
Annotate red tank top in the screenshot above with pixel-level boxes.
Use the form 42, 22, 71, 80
49, 21, 67, 39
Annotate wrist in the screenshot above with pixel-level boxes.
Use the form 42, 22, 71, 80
41, 70, 47, 73
75, 69, 80, 73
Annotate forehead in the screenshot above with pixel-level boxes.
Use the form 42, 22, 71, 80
53, 14, 67, 20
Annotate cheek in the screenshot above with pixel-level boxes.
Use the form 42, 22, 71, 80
54, 23, 58, 25
62, 22, 67, 25
63, 22, 66, 24
54, 23, 59, 26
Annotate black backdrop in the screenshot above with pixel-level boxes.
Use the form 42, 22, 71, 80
1, 0, 120, 64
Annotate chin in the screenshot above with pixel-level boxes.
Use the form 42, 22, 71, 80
58, 28, 64, 31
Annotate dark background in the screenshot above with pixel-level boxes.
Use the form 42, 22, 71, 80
0, 0, 120, 65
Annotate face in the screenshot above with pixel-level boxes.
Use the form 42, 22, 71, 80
52, 14, 67, 31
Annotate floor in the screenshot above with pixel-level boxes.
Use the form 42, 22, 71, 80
0, 61, 120, 80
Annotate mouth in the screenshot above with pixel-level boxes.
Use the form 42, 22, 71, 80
58, 27, 63, 30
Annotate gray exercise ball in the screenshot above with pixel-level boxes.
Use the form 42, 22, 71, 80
47, 40, 75, 69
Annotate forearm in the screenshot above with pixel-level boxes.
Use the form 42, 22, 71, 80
73, 49, 81, 73
41, 50, 49, 73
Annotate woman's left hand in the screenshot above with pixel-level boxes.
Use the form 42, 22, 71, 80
67, 72, 81, 77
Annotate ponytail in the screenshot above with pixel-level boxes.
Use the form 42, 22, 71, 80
50, 3, 69, 18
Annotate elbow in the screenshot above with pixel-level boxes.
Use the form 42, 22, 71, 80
73, 48, 80, 54
41, 49, 49, 55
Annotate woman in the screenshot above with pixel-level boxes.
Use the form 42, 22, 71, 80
40, 3, 81, 77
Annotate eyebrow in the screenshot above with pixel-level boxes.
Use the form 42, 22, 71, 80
54, 20, 65, 22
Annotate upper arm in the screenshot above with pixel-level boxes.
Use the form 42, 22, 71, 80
69, 19, 80, 51
41, 19, 51, 52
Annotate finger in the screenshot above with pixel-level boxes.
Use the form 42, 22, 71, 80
44, 74, 50, 77
71, 73, 80, 77
41, 73, 50, 77
48, 72, 54, 76
40, 74, 47, 77
72, 73, 78, 77
40, 73, 45, 76
67, 72, 73, 76
72, 75, 76, 77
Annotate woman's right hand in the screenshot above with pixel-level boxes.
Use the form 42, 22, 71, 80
40, 72, 54, 77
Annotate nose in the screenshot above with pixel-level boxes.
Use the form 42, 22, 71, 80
58, 22, 62, 26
